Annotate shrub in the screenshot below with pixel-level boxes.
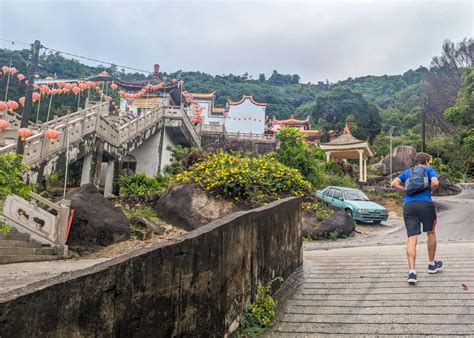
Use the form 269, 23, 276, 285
118, 173, 167, 196
238, 278, 283, 337
0, 153, 31, 204
176, 151, 312, 207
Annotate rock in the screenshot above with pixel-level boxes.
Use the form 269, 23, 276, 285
154, 183, 236, 231
373, 146, 417, 176
131, 216, 166, 235
134, 228, 153, 241
302, 210, 354, 239
432, 175, 462, 196
66, 184, 130, 246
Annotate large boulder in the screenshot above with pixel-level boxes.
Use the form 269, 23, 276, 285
373, 146, 417, 176
302, 210, 354, 239
66, 184, 130, 246
432, 175, 462, 196
154, 183, 236, 231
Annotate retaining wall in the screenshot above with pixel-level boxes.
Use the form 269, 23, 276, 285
0, 197, 302, 337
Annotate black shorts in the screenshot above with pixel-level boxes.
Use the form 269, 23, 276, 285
403, 201, 437, 237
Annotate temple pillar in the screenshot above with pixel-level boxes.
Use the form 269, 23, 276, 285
103, 160, 115, 197
364, 157, 367, 182
358, 150, 364, 182
80, 154, 93, 186
326, 151, 332, 162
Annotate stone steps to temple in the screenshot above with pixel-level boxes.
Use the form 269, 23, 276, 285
0, 227, 69, 264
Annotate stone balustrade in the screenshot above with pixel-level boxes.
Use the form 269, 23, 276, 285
0, 102, 199, 165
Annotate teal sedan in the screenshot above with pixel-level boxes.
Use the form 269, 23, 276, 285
316, 186, 389, 224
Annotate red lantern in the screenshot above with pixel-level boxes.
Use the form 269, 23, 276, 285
19, 97, 25, 106
100, 71, 109, 76
40, 85, 51, 95
0, 119, 8, 131
64, 83, 73, 90
17, 74, 25, 81
79, 82, 87, 90
0, 101, 6, 111
9, 67, 18, 75
17, 128, 32, 141
72, 86, 81, 95
45, 129, 59, 141
1, 66, 10, 74
7, 100, 19, 111
32, 92, 41, 102
57, 82, 65, 89
110, 83, 118, 90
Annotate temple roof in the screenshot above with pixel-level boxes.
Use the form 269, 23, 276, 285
228, 95, 267, 107
188, 92, 216, 99
324, 123, 363, 145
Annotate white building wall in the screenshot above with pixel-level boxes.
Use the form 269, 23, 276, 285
225, 99, 266, 134
131, 131, 161, 177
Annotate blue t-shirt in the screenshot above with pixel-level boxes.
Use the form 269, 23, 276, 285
398, 166, 438, 204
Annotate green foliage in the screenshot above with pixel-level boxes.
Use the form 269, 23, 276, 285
444, 66, 474, 126
118, 173, 167, 196
176, 151, 312, 207
276, 128, 324, 187
295, 87, 382, 141
0, 154, 31, 204
238, 277, 283, 337
0, 220, 11, 235
164, 145, 207, 176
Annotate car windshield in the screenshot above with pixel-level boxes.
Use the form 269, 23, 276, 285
344, 190, 370, 201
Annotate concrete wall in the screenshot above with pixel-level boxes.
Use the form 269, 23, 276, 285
0, 197, 302, 337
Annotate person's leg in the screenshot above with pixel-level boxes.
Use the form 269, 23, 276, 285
427, 230, 437, 262
407, 235, 418, 270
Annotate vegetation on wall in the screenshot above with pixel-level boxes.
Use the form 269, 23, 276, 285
0, 153, 31, 203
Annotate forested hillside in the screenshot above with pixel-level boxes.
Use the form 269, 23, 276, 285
0, 38, 472, 180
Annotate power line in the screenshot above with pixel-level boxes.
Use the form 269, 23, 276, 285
0, 38, 32, 47
41, 45, 153, 74
1, 37, 153, 74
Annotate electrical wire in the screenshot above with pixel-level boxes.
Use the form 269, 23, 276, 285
1, 37, 153, 74
41, 45, 153, 74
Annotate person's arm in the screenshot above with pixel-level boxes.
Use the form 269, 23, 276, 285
427, 167, 440, 193
391, 177, 405, 194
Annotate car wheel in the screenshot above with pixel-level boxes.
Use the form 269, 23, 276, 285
345, 208, 353, 218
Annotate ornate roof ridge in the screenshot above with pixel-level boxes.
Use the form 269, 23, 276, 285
228, 95, 267, 107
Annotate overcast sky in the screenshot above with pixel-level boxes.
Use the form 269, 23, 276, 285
1, 0, 472, 82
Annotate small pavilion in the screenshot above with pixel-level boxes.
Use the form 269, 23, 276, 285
319, 124, 375, 182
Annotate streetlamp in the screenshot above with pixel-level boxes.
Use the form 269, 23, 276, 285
388, 126, 395, 183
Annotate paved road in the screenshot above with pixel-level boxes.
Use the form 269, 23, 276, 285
270, 188, 474, 337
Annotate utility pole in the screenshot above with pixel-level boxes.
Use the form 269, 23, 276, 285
16, 40, 41, 155
421, 96, 427, 152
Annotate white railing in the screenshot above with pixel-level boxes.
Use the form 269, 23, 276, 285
0, 102, 200, 164
2, 192, 70, 248
227, 132, 275, 143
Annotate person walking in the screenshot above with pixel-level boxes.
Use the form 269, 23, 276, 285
391, 152, 443, 285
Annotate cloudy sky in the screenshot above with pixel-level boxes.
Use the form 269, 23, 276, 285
1, 0, 472, 82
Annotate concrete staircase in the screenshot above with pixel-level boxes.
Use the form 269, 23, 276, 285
0, 228, 67, 264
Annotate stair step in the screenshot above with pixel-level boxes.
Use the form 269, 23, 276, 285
0, 247, 55, 256
0, 233, 31, 241
0, 239, 43, 248
0, 255, 67, 264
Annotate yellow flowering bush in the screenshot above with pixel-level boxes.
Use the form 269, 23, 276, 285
175, 151, 312, 207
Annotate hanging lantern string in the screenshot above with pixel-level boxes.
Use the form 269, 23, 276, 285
35, 94, 41, 124
46, 74, 56, 123
3, 61, 12, 101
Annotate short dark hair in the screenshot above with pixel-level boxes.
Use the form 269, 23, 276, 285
414, 152, 431, 165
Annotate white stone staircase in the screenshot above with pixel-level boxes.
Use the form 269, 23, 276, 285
0, 227, 67, 264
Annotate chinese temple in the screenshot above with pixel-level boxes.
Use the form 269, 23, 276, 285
267, 115, 321, 143
225, 95, 267, 134
319, 123, 375, 182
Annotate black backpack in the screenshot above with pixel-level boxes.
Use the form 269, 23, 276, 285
405, 166, 430, 196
